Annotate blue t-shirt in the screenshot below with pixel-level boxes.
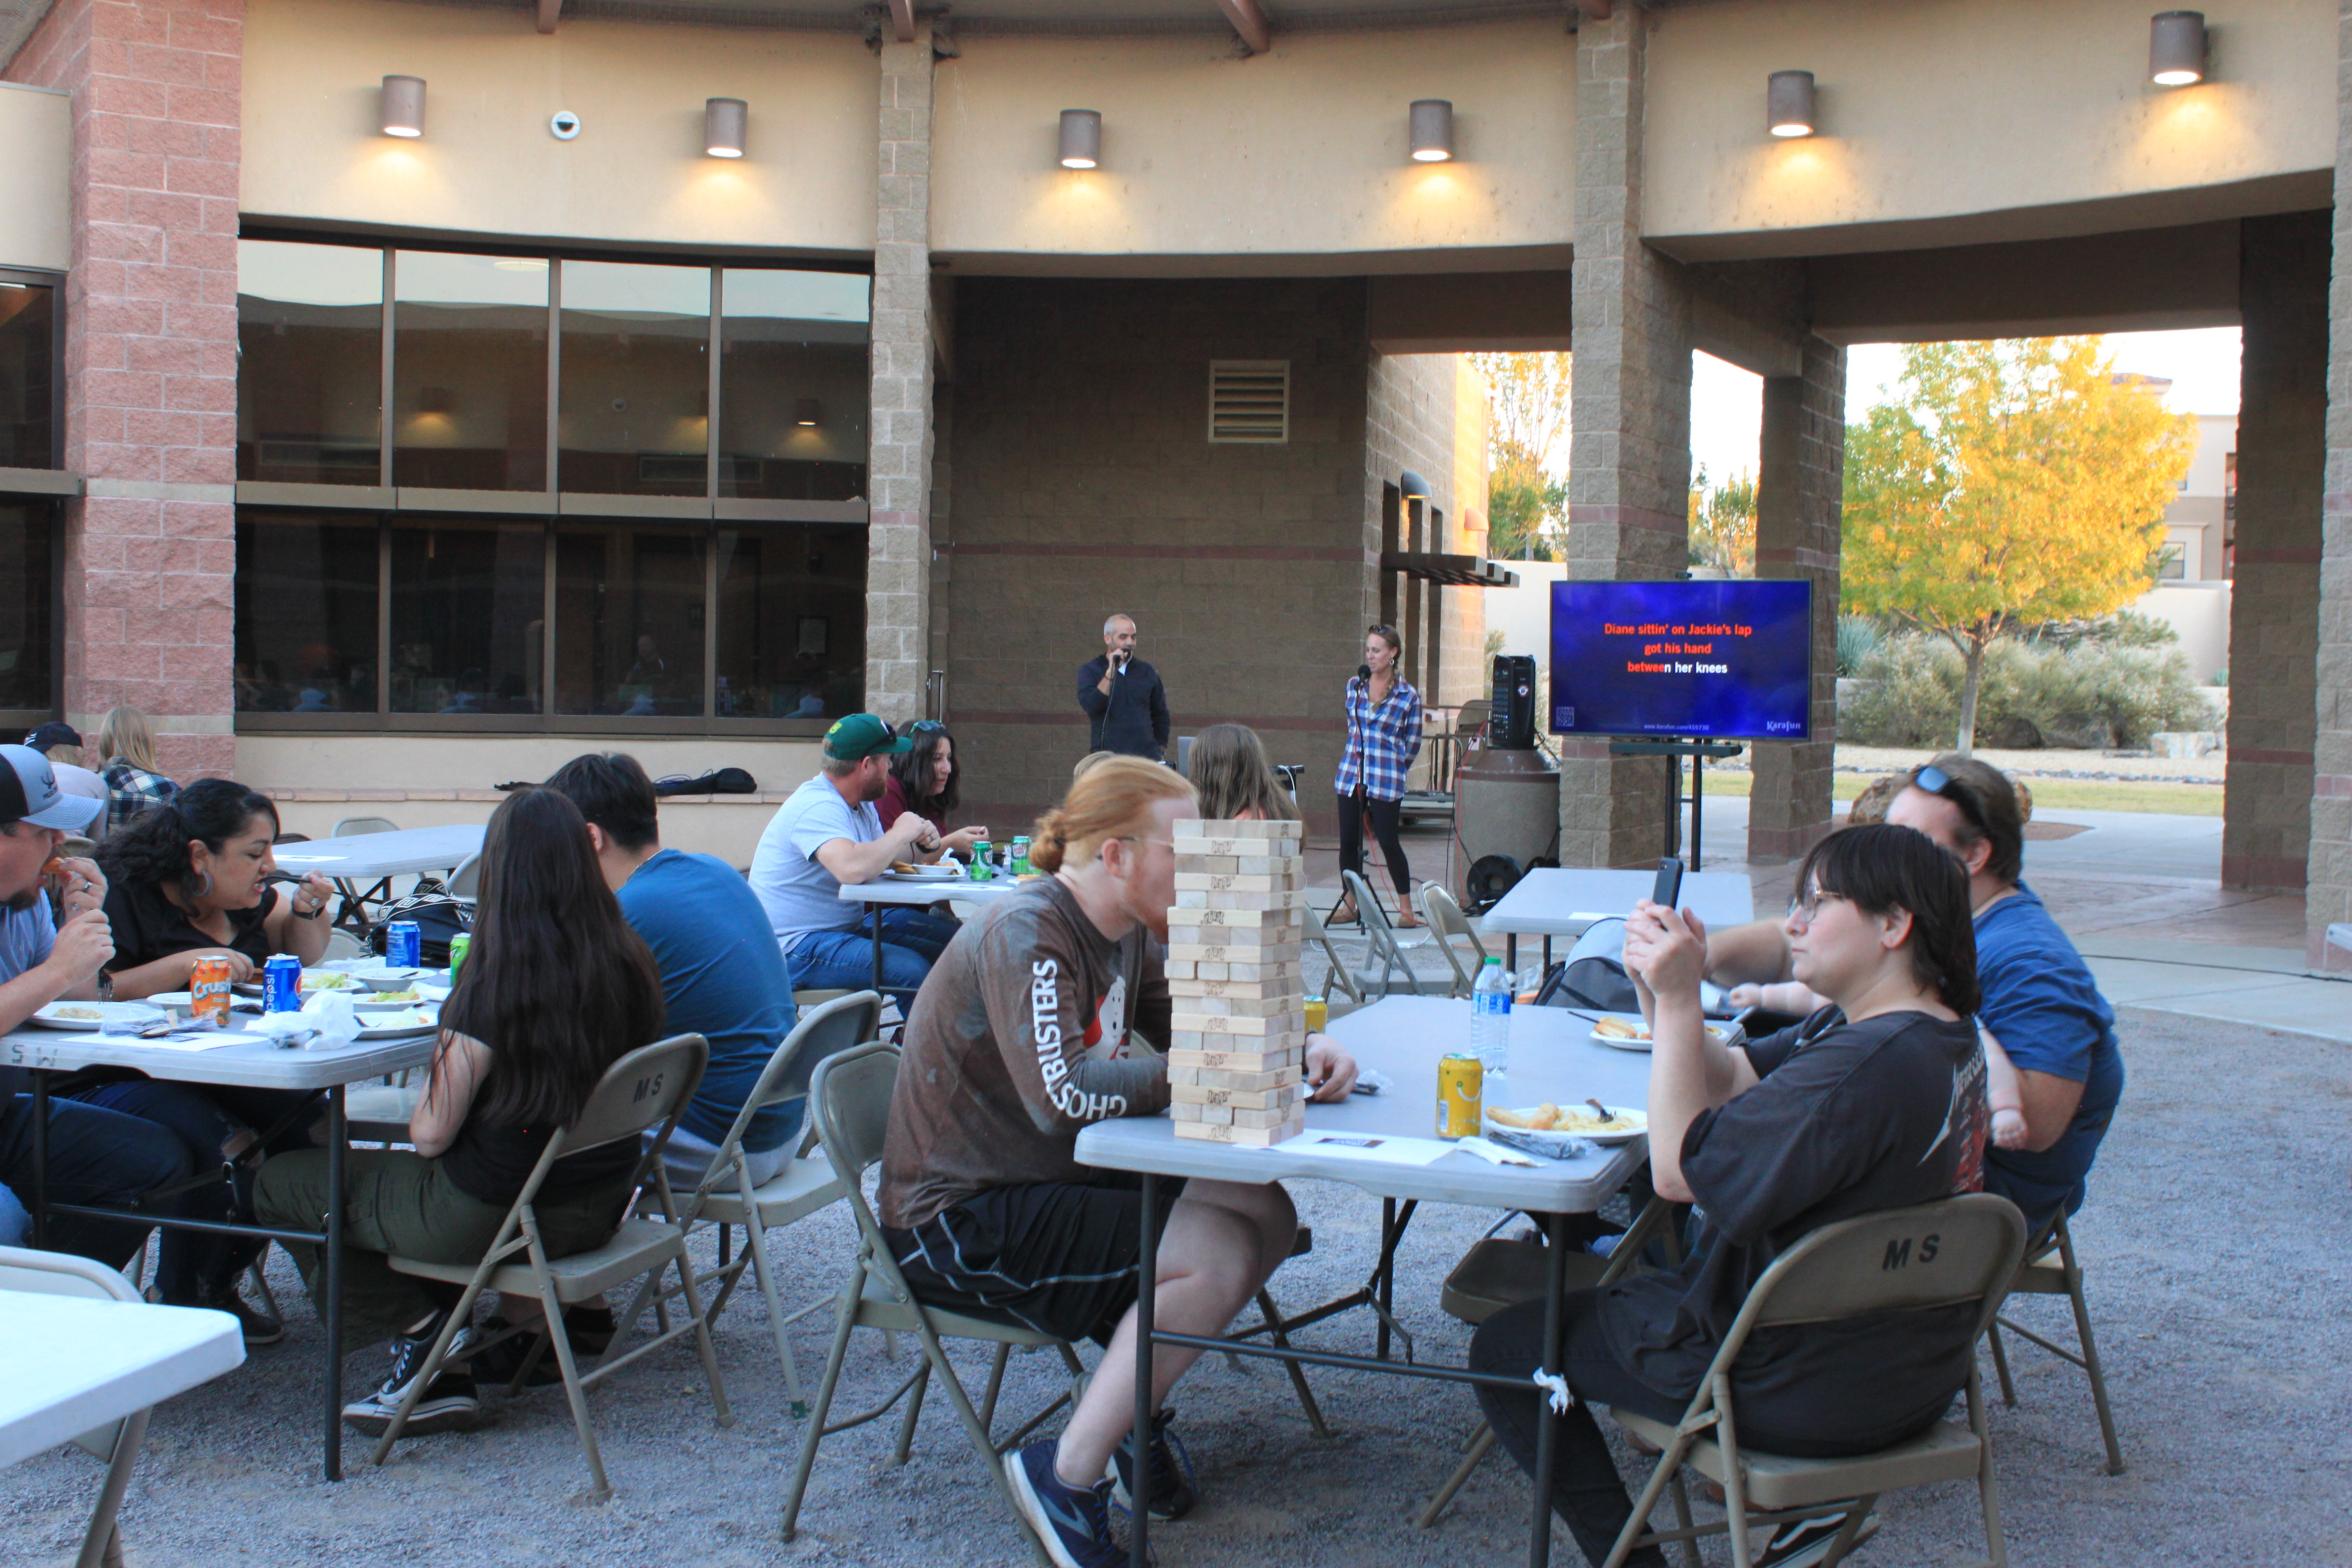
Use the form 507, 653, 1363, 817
1973, 882, 2124, 1224
749, 775, 881, 953
0, 900, 56, 982
617, 850, 801, 1153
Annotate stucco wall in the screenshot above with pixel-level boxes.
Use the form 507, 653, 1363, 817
238, 0, 876, 255
0, 82, 69, 273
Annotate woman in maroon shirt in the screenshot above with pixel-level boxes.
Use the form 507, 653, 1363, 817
880, 721, 987, 856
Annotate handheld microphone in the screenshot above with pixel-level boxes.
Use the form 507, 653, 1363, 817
1356, 664, 1372, 682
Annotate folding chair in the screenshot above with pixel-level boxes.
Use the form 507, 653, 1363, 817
1985, 1206, 2124, 1474
325, 817, 401, 929
623, 990, 884, 1419
781, 1042, 1087, 1566
371, 1034, 734, 1502
1304, 901, 1366, 1005
1417, 884, 1490, 999
0, 1247, 173, 1568
1342, 870, 1449, 998
1602, 1193, 2028, 1568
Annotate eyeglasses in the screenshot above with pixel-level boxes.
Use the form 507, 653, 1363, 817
906, 720, 946, 735
1912, 764, 1987, 833
1785, 888, 1852, 923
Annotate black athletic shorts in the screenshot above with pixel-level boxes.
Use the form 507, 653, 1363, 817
883, 1172, 1189, 1346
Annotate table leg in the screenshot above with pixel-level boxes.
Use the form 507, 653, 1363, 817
1376, 1198, 1396, 1360
1529, 1209, 1568, 1568
28, 1069, 49, 1248
871, 905, 885, 995
1542, 937, 1554, 971
323, 1084, 346, 1482
1130, 1172, 1159, 1568
1506, 934, 1518, 972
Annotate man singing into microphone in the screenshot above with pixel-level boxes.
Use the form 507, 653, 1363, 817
1076, 612, 1171, 762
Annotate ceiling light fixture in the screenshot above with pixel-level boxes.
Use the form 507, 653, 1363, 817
705, 98, 746, 158
381, 75, 426, 138
795, 399, 822, 428
1058, 109, 1101, 169
2150, 11, 2206, 86
1767, 70, 1815, 138
1409, 99, 1454, 162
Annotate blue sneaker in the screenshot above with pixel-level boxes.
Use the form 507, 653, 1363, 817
1109, 1406, 1198, 1521
1004, 1439, 1123, 1568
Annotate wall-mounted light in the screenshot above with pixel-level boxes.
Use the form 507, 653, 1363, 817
1399, 470, 1432, 503
416, 386, 452, 415
795, 399, 822, 428
1058, 109, 1101, 169
705, 98, 746, 158
1767, 70, 1815, 138
381, 75, 426, 138
1408, 99, 1454, 162
2150, 11, 2206, 86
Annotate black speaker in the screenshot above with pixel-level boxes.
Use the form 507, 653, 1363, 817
1490, 654, 1538, 749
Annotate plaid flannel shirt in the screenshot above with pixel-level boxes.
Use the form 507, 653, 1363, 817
1334, 675, 1423, 801
100, 760, 177, 839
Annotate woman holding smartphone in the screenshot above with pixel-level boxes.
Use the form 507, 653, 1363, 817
1329, 623, 1423, 928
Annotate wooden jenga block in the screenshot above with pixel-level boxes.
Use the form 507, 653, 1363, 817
1174, 872, 1305, 894
1171, 847, 1306, 876
1169, 931, 1300, 956
1172, 1080, 1303, 1112
1168, 1011, 1305, 1037
1183, 958, 1299, 984
1175, 887, 1309, 911
1166, 975, 1305, 1001
1164, 993, 1303, 1020
1165, 905, 1302, 930
1174, 818, 1304, 842
1169, 1044, 1305, 1072
1173, 1111, 1305, 1146
1181, 1062, 1297, 1092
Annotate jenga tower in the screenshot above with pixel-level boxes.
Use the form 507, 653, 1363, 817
1165, 818, 1310, 1146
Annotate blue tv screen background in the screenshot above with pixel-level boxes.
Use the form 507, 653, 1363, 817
1548, 579, 1813, 741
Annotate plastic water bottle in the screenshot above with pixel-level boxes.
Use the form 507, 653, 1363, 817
1470, 956, 1512, 1080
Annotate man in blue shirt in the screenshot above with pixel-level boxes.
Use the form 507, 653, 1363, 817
1708, 755, 2122, 1227
542, 752, 802, 1188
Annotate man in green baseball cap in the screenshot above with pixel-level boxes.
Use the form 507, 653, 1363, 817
749, 714, 961, 1002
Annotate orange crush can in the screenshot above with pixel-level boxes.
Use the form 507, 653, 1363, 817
1437, 1052, 1483, 1139
190, 955, 233, 1029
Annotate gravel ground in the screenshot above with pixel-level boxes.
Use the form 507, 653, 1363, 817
4, 1003, 2341, 1568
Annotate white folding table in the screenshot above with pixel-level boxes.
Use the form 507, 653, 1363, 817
269, 824, 487, 932
3, 1022, 440, 1481
0, 1289, 245, 1568
833, 875, 1025, 992
1480, 867, 1758, 971
1076, 995, 1658, 1568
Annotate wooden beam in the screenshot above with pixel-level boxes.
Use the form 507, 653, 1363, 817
1216, 0, 1270, 54
536, 0, 560, 31
888, 0, 915, 43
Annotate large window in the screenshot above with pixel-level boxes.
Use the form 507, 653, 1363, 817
720, 270, 870, 501
555, 523, 707, 716
237, 243, 381, 485
394, 252, 551, 493
560, 263, 710, 497
233, 514, 379, 713
0, 278, 55, 471
390, 521, 544, 714
717, 525, 867, 719
0, 500, 55, 720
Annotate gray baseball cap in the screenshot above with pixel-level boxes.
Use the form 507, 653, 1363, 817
0, 744, 104, 831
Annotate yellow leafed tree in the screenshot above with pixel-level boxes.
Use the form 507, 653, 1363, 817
1843, 338, 2198, 755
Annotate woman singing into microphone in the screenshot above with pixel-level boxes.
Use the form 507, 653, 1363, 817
1329, 623, 1424, 928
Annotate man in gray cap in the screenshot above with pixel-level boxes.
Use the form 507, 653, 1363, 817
0, 744, 196, 1265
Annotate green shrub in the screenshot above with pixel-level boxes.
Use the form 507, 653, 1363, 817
1840, 634, 2219, 749
1835, 615, 1885, 678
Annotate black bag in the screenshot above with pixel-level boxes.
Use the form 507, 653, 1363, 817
655, 767, 757, 797
1534, 955, 1640, 1014
366, 893, 474, 968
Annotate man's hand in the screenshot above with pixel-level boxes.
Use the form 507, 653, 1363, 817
1304, 1036, 1358, 1102
49, 909, 114, 984
944, 826, 989, 854
52, 856, 105, 921
1623, 899, 1709, 1002
1096, 665, 1116, 695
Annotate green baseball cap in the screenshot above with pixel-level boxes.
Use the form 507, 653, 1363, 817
823, 713, 913, 760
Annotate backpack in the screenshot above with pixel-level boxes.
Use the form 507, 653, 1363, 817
654, 767, 758, 797
1532, 917, 1640, 1013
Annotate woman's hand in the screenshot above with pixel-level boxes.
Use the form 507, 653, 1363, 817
1622, 899, 1709, 1003
944, 826, 988, 854
186, 947, 254, 983
291, 873, 333, 920
1304, 1036, 1358, 1102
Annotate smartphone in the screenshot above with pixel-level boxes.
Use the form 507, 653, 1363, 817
1652, 855, 1685, 911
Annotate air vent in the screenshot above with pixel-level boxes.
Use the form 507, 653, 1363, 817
1209, 360, 1289, 443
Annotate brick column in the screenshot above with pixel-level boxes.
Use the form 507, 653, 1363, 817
7, 0, 240, 778
2225, 210, 2327, 892
863, 25, 936, 726
2307, 0, 2352, 964
1563, 3, 1691, 868
1748, 336, 1845, 862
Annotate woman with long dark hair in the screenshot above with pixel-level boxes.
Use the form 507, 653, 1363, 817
879, 720, 988, 857
1330, 623, 1423, 927
253, 787, 667, 1437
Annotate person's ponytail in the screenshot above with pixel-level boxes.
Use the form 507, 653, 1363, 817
1028, 812, 1072, 875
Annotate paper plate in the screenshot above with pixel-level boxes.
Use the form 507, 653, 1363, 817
30, 1001, 169, 1031
1485, 1105, 1648, 1147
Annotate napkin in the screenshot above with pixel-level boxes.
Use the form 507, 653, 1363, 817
1453, 1135, 1539, 1168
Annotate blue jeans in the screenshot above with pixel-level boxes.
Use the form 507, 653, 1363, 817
789, 908, 960, 1003
0, 1094, 198, 1270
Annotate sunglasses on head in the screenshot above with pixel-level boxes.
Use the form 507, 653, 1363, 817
906, 719, 946, 735
1912, 764, 1987, 833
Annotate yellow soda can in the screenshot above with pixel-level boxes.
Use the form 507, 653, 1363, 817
1304, 995, 1328, 1034
1436, 1052, 1482, 1138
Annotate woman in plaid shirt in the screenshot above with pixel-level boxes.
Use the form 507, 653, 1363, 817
1330, 623, 1424, 928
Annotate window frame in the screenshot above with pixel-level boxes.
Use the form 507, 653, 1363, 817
0, 265, 64, 479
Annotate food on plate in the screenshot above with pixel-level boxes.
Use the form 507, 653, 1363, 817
891, 860, 920, 874
1490, 1100, 1644, 1135
367, 1007, 441, 1030
49, 1005, 105, 1021
365, 986, 424, 1004
1592, 1016, 1641, 1039
301, 972, 357, 991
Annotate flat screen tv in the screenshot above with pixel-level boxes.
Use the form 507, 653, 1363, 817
1548, 579, 1813, 741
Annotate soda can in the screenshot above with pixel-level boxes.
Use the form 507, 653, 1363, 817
263, 953, 302, 1014
190, 954, 233, 1029
968, 840, 994, 882
1011, 835, 1032, 876
385, 920, 422, 968
1304, 995, 1328, 1034
1436, 1052, 1483, 1139
447, 933, 471, 980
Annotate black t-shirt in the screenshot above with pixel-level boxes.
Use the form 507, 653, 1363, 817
440, 1115, 638, 1210
102, 879, 279, 974
1597, 1007, 1990, 1438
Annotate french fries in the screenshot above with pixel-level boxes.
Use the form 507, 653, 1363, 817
1489, 1101, 1642, 1135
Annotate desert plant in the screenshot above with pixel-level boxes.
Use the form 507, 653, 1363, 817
1840, 633, 2216, 750
1835, 615, 1886, 678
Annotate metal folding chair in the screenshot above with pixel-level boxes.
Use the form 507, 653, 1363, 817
1342, 870, 1449, 998
1304, 901, 1367, 1004
1416, 883, 1490, 998
781, 1042, 1086, 1567
1985, 1205, 2124, 1474
372, 1034, 734, 1502
1602, 1193, 2028, 1568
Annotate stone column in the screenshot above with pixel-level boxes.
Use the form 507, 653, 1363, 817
1563, 3, 1691, 868
1747, 336, 1845, 861
2225, 210, 2327, 893
6, 0, 241, 777
863, 25, 936, 725
2307, 0, 2352, 964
